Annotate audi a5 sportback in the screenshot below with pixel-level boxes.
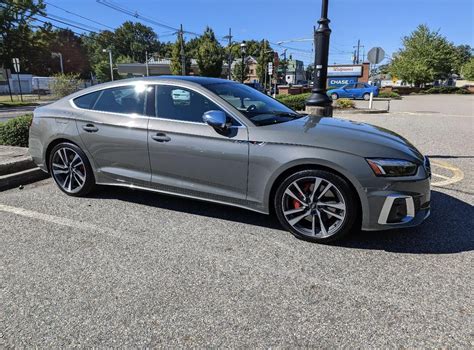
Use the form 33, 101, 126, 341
29, 76, 431, 243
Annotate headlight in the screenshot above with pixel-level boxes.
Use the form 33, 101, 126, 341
366, 158, 418, 177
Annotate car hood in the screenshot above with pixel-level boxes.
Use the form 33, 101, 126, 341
251, 116, 424, 163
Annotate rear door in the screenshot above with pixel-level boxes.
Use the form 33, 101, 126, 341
74, 84, 153, 186
147, 84, 249, 202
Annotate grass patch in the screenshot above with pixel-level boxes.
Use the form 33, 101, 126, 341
0, 101, 39, 108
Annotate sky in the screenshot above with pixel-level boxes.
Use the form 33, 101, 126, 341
44, 0, 474, 66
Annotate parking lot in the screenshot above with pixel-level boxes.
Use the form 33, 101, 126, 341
1, 94, 473, 347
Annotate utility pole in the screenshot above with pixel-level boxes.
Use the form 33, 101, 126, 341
52, 52, 63, 74
305, 0, 332, 116
282, 49, 287, 84
224, 28, 233, 80
102, 49, 114, 81
353, 40, 364, 64
180, 24, 186, 76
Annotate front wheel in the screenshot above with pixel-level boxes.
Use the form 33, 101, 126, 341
274, 169, 358, 243
331, 93, 339, 100
49, 142, 95, 196
363, 93, 370, 101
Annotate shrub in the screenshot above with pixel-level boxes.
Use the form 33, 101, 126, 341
276, 93, 311, 111
423, 86, 470, 94
0, 114, 33, 147
378, 91, 401, 99
334, 98, 354, 109
50, 73, 83, 98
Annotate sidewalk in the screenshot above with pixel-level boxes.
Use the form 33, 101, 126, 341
0, 146, 48, 190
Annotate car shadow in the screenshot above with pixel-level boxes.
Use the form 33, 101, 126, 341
91, 187, 473, 254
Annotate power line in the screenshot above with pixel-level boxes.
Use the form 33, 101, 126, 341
44, 1, 115, 30
2, 1, 98, 33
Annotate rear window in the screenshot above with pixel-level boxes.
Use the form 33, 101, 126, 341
93, 86, 146, 115
73, 91, 100, 109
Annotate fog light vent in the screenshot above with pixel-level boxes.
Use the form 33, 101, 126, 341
378, 195, 415, 225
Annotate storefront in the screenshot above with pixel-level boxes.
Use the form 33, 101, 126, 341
327, 63, 369, 88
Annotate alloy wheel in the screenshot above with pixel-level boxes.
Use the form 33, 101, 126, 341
51, 147, 87, 194
281, 176, 347, 238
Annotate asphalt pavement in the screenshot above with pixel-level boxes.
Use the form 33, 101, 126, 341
0, 94, 473, 347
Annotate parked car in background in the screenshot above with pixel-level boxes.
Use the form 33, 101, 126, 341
328, 83, 379, 100
29, 76, 430, 243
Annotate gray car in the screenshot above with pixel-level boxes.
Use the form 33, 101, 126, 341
29, 76, 431, 243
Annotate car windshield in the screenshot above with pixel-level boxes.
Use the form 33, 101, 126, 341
204, 82, 303, 126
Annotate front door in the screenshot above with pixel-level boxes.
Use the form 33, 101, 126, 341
147, 84, 249, 202
75, 84, 152, 186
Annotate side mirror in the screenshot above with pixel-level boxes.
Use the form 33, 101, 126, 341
202, 110, 228, 130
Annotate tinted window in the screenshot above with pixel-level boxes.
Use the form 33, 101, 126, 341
73, 91, 100, 109
93, 85, 147, 115
356, 83, 365, 89
155, 85, 222, 123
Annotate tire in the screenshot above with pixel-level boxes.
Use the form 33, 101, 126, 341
49, 142, 95, 197
363, 93, 370, 101
331, 93, 338, 100
274, 169, 358, 243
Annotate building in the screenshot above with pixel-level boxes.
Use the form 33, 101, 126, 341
231, 56, 258, 83
326, 62, 370, 88
284, 59, 305, 85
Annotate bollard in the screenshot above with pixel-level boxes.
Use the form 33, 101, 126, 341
369, 92, 374, 109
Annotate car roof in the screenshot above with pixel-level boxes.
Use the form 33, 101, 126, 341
141, 75, 236, 85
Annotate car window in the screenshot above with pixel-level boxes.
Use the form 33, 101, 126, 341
73, 91, 100, 109
93, 85, 148, 115
155, 85, 223, 123
344, 84, 356, 89
356, 83, 365, 89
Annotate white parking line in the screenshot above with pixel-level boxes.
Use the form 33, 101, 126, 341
430, 160, 464, 187
0, 204, 129, 240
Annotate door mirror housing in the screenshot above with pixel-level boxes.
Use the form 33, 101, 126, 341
202, 110, 228, 130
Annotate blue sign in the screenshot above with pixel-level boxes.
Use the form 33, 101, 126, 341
327, 77, 358, 88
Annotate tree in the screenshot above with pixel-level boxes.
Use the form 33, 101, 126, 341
231, 59, 249, 82
196, 27, 223, 77
170, 32, 190, 75
452, 45, 472, 74
113, 21, 159, 62
461, 58, 474, 80
389, 25, 458, 86
0, 0, 45, 72
50, 73, 83, 97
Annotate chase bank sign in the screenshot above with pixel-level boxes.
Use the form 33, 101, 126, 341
327, 77, 358, 88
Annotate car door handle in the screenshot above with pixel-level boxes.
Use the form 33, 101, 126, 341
82, 124, 98, 132
151, 133, 171, 142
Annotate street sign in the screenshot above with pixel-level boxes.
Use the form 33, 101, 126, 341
268, 62, 273, 75
367, 47, 385, 65
12, 58, 20, 73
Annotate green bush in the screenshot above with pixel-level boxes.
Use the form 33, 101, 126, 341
423, 86, 469, 94
276, 93, 311, 111
50, 73, 83, 98
378, 91, 401, 99
334, 98, 354, 109
0, 114, 33, 147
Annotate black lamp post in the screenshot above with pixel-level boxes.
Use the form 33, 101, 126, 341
240, 41, 247, 83
306, 0, 333, 116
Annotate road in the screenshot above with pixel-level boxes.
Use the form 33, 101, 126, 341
1, 95, 473, 347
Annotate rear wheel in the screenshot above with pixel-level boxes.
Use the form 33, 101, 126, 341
49, 142, 95, 196
274, 169, 358, 243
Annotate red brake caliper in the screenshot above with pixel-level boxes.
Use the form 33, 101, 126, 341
293, 182, 312, 208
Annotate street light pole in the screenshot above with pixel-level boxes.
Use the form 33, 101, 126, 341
240, 41, 247, 83
52, 52, 64, 74
306, 0, 333, 117
102, 49, 114, 81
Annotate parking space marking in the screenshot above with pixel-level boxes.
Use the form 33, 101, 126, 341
0, 203, 131, 240
430, 159, 464, 187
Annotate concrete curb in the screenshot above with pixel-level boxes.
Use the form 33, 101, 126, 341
0, 167, 49, 191
335, 108, 389, 114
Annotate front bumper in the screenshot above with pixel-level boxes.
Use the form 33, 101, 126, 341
361, 175, 431, 231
